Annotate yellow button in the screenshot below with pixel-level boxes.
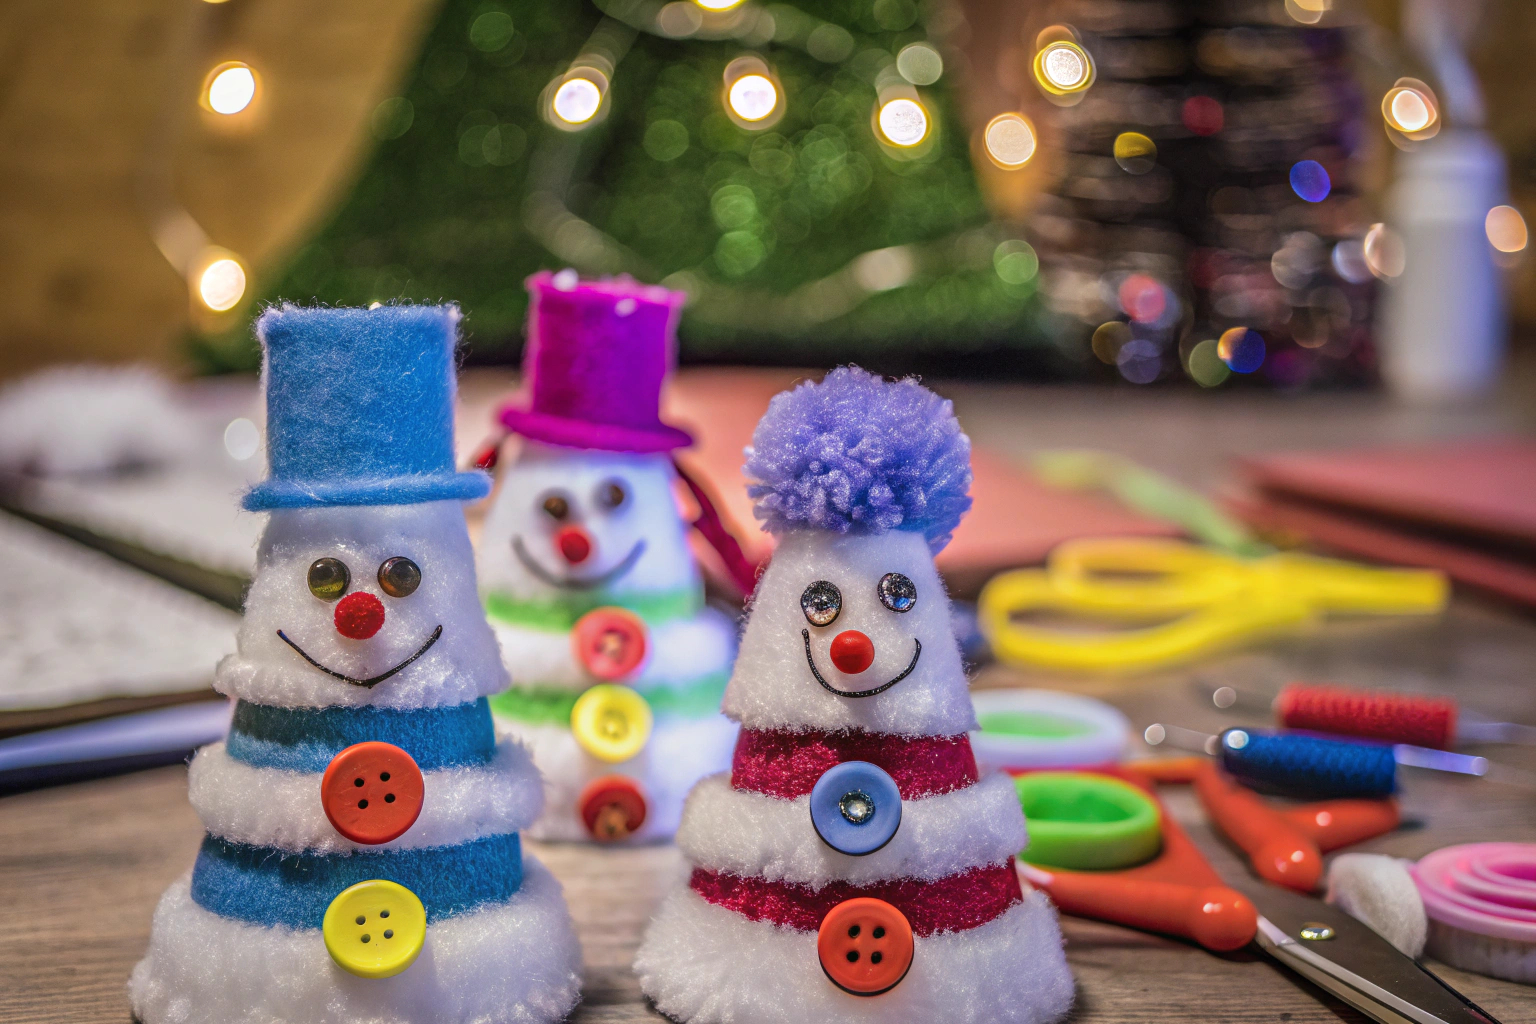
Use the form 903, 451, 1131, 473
570, 684, 653, 763
322, 879, 426, 979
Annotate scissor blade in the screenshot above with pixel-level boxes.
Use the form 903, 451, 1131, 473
1240, 883, 1502, 1024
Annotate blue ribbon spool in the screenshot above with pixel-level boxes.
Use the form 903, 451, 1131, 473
810, 761, 902, 856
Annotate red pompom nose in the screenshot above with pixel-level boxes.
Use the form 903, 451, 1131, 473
830, 630, 876, 674
335, 592, 385, 640
556, 525, 593, 564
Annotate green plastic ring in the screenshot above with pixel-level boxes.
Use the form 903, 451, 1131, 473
1014, 771, 1162, 870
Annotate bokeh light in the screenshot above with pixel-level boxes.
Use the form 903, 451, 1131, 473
877, 98, 929, 147
1182, 96, 1223, 136
1092, 322, 1130, 364
1486, 205, 1529, 253
197, 257, 247, 312
1034, 41, 1094, 96
983, 113, 1036, 168
1118, 273, 1166, 323
728, 74, 778, 122
1284, 0, 1329, 24
1187, 339, 1231, 387
223, 418, 260, 461
694, 0, 745, 9
205, 63, 257, 115
1117, 339, 1161, 384
1331, 239, 1372, 283
896, 43, 944, 86
993, 240, 1039, 285
1363, 223, 1405, 279
1113, 133, 1157, 175
1289, 160, 1331, 203
552, 77, 603, 125
1383, 82, 1438, 139
1217, 327, 1265, 373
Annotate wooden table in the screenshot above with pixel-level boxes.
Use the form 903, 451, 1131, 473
4, 377, 1536, 1023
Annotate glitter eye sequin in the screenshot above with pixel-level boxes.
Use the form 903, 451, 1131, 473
308, 557, 351, 601
377, 557, 422, 598
801, 580, 842, 627
540, 492, 571, 520
878, 573, 917, 613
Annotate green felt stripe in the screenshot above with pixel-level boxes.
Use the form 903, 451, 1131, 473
488, 671, 729, 726
484, 587, 703, 632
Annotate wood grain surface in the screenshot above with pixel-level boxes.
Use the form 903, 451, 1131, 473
3, 384, 1535, 1023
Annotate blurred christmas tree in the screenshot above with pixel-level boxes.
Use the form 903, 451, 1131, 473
195, 0, 1052, 373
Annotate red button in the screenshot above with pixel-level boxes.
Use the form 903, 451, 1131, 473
578, 775, 648, 841
817, 898, 914, 996
321, 742, 424, 845
572, 607, 648, 681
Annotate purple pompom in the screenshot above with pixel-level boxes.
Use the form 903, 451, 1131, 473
744, 367, 973, 553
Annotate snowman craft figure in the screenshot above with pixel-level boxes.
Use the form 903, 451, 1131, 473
636, 368, 1074, 1024
477, 270, 739, 843
130, 306, 582, 1024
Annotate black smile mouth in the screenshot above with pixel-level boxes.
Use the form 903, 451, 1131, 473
801, 629, 922, 699
512, 536, 646, 591
276, 626, 443, 688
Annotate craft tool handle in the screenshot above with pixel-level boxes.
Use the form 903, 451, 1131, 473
1271, 555, 1448, 614
1194, 763, 1324, 892
1026, 868, 1257, 952
1278, 797, 1401, 852
1218, 728, 1397, 800
1276, 683, 1457, 749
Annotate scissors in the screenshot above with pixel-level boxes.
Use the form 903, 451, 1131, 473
1012, 765, 1502, 1024
978, 538, 1447, 672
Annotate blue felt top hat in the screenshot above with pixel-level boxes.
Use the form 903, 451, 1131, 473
243, 304, 491, 511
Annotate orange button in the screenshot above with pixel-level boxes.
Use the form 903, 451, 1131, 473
321, 742, 425, 845
572, 607, 648, 681
817, 897, 914, 996
578, 775, 648, 841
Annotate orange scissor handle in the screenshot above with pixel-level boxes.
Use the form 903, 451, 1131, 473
1194, 762, 1324, 892
1032, 871, 1257, 953
1280, 797, 1401, 852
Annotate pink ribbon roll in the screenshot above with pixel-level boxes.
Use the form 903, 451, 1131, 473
1413, 843, 1536, 945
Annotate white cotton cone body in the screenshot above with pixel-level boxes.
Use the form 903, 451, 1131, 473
477, 442, 738, 841
723, 529, 975, 737
218, 501, 509, 711
478, 443, 700, 599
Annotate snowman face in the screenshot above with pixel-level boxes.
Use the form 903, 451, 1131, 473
233, 501, 506, 707
723, 528, 975, 736
477, 442, 698, 598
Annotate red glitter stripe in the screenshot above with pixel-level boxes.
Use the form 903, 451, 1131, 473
690, 863, 1023, 936
731, 728, 979, 799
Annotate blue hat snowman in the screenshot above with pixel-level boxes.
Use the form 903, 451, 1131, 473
244, 304, 491, 511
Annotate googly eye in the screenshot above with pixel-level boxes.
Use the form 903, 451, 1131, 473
308, 557, 351, 601
801, 580, 842, 627
596, 479, 628, 510
540, 492, 571, 520
878, 573, 917, 613
377, 557, 422, 598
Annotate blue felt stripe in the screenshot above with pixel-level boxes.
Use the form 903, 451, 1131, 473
190, 832, 523, 928
226, 698, 496, 772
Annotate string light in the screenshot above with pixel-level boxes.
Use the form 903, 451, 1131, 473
1033, 40, 1095, 96
728, 74, 778, 122
195, 253, 247, 312
983, 113, 1036, 169
551, 76, 604, 126
877, 98, 928, 147
1486, 206, 1529, 253
1382, 80, 1438, 141
203, 62, 257, 115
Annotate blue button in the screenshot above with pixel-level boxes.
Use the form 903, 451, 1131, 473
810, 761, 902, 856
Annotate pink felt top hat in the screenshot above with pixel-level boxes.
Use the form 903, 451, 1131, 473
498, 271, 693, 453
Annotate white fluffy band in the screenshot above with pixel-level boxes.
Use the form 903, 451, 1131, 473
188, 740, 544, 854
489, 607, 736, 691
677, 772, 1026, 887
501, 715, 739, 843
129, 857, 582, 1024
635, 885, 1074, 1024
